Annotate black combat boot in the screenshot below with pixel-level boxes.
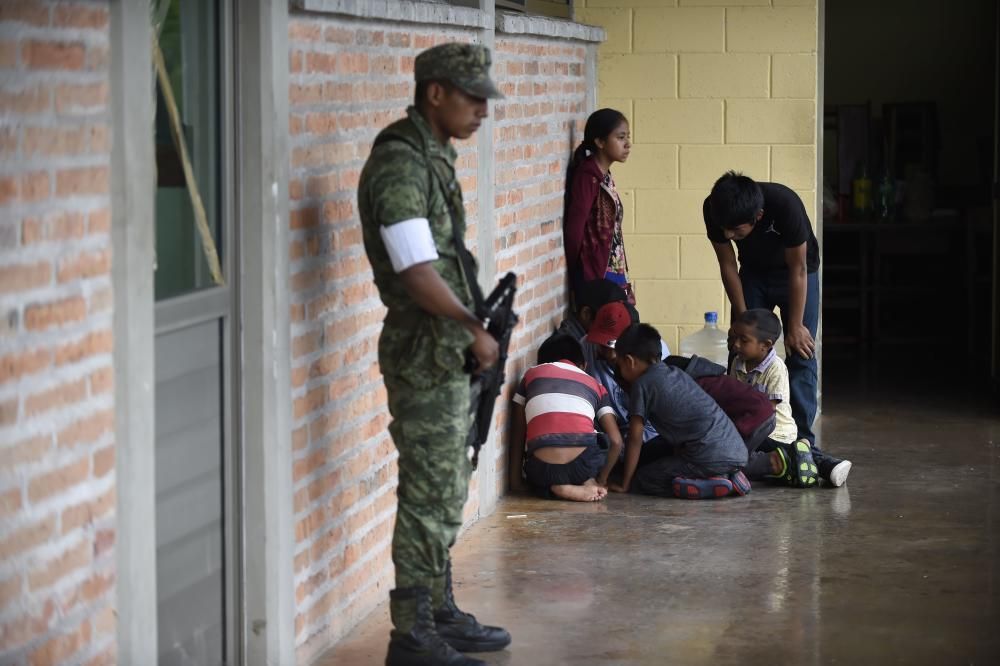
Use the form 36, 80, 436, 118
434, 562, 512, 653
385, 587, 486, 666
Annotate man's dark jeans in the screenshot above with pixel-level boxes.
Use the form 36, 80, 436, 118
741, 269, 842, 477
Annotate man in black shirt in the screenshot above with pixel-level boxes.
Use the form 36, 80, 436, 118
704, 171, 852, 487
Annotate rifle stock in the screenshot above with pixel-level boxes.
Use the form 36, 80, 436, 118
465, 272, 519, 469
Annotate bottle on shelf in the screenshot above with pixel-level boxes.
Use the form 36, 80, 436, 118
679, 311, 730, 368
852, 162, 873, 218
878, 168, 895, 221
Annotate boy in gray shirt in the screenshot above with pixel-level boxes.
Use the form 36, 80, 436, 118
612, 323, 749, 498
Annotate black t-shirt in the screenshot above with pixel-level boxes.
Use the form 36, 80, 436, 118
704, 182, 820, 273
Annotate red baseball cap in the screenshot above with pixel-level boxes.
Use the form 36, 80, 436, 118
586, 301, 632, 348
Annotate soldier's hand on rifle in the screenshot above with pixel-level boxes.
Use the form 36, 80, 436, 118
468, 326, 499, 372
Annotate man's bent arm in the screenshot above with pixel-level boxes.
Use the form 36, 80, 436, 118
399, 262, 498, 369
784, 243, 808, 329
712, 241, 747, 320
399, 261, 479, 327
783, 244, 814, 359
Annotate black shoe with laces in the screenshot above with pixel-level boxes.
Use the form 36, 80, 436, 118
434, 562, 512, 653
385, 587, 486, 666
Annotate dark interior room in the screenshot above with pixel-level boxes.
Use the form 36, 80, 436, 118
822, 0, 999, 397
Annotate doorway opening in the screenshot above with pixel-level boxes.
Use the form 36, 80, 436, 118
822, 0, 999, 396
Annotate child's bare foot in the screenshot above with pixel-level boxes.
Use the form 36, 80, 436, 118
583, 478, 609, 499
551, 483, 606, 502
769, 450, 784, 475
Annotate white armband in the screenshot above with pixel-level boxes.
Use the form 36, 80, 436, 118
380, 217, 440, 273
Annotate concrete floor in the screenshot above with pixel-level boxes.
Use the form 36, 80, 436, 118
317, 389, 1000, 665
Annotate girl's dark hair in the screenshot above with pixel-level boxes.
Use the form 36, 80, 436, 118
708, 170, 764, 230
737, 308, 782, 344
571, 108, 628, 168
563, 108, 628, 242
538, 333, 585, 366
614, 324, 662, 365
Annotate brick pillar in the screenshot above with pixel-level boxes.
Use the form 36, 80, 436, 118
0, 2, 117, 664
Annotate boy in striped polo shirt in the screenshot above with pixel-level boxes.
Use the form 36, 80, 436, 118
510, 334, 625, 502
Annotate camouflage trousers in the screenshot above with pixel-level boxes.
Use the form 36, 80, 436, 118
384, 372, 472, 613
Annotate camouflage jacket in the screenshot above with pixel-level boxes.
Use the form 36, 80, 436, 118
358, 106, 477, 387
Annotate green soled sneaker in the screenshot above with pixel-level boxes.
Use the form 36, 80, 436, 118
782, 439, 819, 488
767, 440, 818, 488
386, 587, 486, 666
435, 562, 512, 653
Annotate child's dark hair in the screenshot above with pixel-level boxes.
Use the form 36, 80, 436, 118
708, 170, 764, 230
570, 108, 628, 167
574, 279, 626, 316
537, 333, 585, 366
663, 355, 691, 371
737, 308, 782, 344
614, 324, 662, 365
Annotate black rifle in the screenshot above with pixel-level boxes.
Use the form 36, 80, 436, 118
464, 271, 519, 469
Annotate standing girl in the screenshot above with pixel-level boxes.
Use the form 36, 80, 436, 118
563, 108, 634, 303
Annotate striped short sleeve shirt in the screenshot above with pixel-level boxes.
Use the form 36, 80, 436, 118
513, 360, 614, 452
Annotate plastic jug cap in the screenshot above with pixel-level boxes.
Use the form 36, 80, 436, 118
704, 311, 718, 324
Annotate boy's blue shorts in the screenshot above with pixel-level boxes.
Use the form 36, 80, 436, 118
525, 445, 606, 497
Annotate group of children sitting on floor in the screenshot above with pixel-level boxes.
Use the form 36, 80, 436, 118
509, 279, 852, 501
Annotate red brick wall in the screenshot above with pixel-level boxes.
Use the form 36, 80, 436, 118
0, 2, 116, 665
288, 13, 590, 661
487, 36, 587, 495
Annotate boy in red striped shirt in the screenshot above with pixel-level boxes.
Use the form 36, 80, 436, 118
510, 333, 625, 502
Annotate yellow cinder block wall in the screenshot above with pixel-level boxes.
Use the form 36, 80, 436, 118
577, 0, 820, 353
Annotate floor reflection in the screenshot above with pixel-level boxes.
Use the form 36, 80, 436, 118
318, 392, 1000, 665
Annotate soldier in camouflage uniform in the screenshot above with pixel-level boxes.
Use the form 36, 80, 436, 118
358, 43, 512, 666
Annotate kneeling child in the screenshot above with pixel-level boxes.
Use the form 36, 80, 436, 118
613, 324, 749, 498
510, 334, 624, 502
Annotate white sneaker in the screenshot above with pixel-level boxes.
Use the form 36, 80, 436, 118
828, 460, 852, 487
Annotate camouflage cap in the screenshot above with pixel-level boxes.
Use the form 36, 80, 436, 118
414, 43, 503, 100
